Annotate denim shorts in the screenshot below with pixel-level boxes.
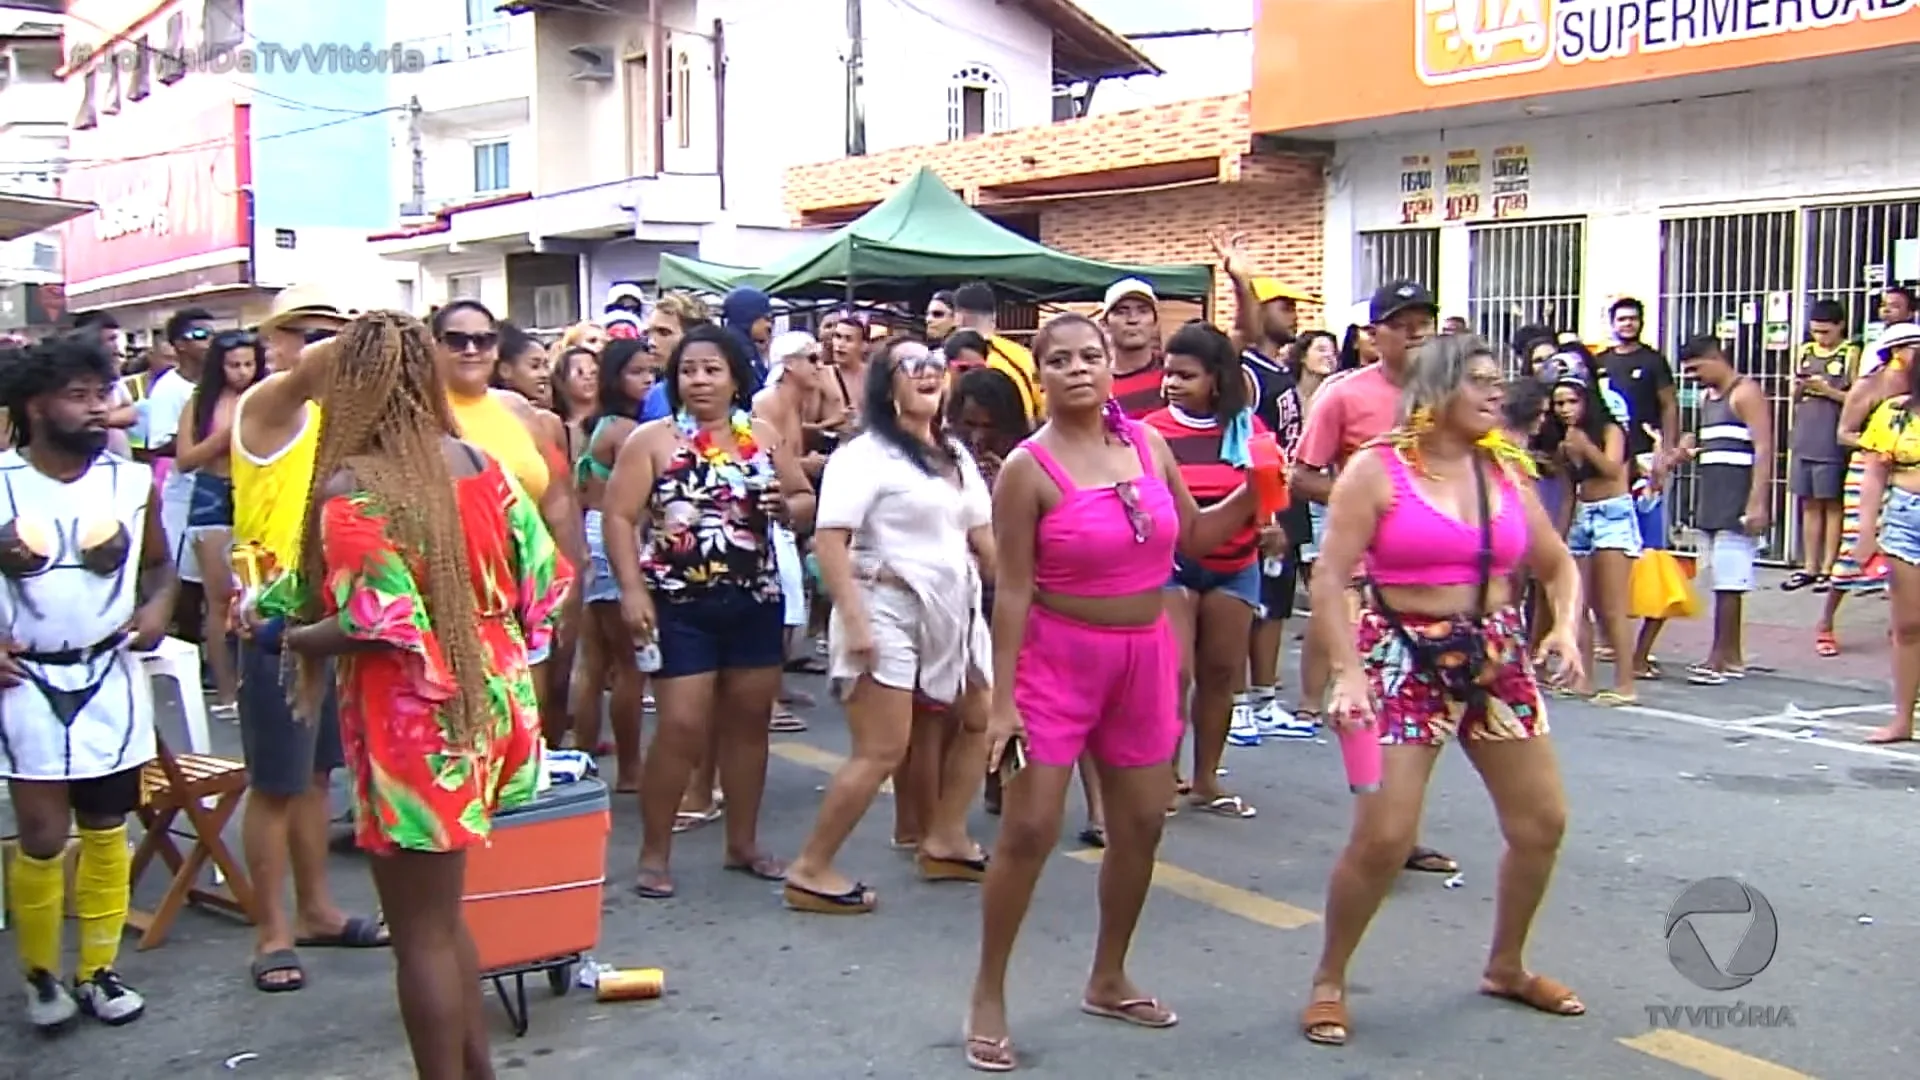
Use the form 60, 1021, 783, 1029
656, 584, 785, 678
580, 509, 622, 605
1567, 494, 1642, 558
1169, 554, 1262, 609
186, 472, 234, 529
1882, 488, 1920, 566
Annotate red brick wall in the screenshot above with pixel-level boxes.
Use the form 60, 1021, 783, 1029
783, 93, 1327, 332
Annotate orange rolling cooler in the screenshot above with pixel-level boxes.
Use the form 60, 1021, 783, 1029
462, 777, 610, 1035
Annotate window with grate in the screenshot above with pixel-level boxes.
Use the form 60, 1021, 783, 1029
1466, 219, 1584, 365
1802, 199, 1920, 341
533, 284, 573, 329
946, 65, 1005, 141
472, 140, 510, 193
1357, 229, 1441, 307
447, 273, 482, 302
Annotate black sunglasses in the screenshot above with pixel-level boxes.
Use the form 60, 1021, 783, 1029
302, 327, 337, 345
439, 330, 499, 353
181, 326, 213, 341
212, 331, 257, 349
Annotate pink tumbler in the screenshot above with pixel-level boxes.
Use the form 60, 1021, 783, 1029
1338, 721, 1383, 794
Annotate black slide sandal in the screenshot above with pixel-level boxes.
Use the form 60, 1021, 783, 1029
251, 949, 306, 993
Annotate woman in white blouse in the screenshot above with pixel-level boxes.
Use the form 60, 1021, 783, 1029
782, 337, 996, 915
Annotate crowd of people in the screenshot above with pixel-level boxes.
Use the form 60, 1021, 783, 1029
1, 245, 1916, 1076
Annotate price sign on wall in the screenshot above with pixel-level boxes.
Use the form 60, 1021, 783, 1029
1443, 149, 1483, 222
1490, 144, 1531, 219
1399, 154, 1436, 225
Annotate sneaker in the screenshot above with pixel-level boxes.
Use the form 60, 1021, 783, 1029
1264, 705, 1322, 741
23, 969, 77, 1032
1252, 696, 1287, 736
1227, 700, 1262, 746
74, 968, 144, 1026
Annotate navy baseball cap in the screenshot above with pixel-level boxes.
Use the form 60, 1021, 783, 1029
1369, 280, 1439, 325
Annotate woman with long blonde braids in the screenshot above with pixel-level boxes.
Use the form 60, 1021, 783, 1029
278, 311, 573, 1080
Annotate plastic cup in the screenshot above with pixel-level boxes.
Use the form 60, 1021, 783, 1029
1249, 432, 1289, 519
1338, 721, 1383, 794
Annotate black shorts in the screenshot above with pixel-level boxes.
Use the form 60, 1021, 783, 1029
656, 585, 785, 678
41, 765, 145, 818
238, 635, 344, 797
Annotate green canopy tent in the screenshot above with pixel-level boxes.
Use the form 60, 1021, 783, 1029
656, 167, 1213, 303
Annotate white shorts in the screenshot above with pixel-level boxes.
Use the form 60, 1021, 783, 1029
1702, 530, 1757, 593
160, 471, 202, 584
772, 524, 808, 628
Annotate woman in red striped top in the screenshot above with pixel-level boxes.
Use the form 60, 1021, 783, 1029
1143, 322, 1282, 819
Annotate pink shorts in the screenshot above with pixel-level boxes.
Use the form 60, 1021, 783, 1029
1013, 606, 1180, 769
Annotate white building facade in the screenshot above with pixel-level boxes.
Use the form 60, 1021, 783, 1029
1254, 0, 1920, 559
370, 0, 1153, 326
0, 3, 69, 333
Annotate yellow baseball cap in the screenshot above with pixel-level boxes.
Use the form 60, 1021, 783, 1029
1253, 277, 1316, 304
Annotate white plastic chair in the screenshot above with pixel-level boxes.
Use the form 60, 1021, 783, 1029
137, 636, 210, 755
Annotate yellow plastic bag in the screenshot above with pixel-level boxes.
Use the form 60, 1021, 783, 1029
1629, 549, 1699, 620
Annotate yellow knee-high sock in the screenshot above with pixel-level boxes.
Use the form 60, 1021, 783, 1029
74, 826, 131, 976
8, 848, 65, 977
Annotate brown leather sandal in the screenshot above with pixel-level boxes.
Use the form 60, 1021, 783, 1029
1481, 973, 1586, 1016
1300, 998, 1350, 1045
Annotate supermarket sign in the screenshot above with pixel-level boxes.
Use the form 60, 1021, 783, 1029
1418, 0, 1915, 85
1253, 0, 1920, 134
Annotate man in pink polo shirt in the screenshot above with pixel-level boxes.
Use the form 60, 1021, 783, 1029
1290, 280, 1458, 875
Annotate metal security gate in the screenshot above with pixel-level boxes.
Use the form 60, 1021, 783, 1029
1466, 219, 1583, 365
1656, 211, 1797, 558
1804, 200, 1920, 339
1357, 229, 1441, 304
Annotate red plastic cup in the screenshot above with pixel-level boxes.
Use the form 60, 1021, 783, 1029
1249, 432, 1289, 519
1338, 721, 1383, 794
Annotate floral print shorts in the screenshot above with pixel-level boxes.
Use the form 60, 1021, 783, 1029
1355, 604, 1548, 747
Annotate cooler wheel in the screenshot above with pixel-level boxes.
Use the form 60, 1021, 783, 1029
548, 962, 573, 996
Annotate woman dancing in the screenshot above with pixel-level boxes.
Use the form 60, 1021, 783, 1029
282, 311, 572, 1079
1853, 340, 1920, 743
1299, 333, 1583, 1047
965, 313, 1263, 1071
1543, 353, 1638, 704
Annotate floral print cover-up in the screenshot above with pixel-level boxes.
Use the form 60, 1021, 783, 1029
314, 461, 573, 854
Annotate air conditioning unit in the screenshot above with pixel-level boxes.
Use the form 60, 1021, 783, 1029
568, 44, 615, 81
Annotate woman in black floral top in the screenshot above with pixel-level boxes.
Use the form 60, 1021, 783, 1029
602, 324, 816, 900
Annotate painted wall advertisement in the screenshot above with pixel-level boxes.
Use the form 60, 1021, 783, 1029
1491, 144, 1531, 218
60, 104, 250, 286
1398, 153, 1436, 224
1443, 148, 1482, 221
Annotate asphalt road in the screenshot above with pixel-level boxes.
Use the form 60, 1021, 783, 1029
3, 653, 1911, 1080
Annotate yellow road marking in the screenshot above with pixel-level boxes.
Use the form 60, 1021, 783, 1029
1619, 1030, 1816, 1080
1064, 849, 1320, 930
769, 741, 891, 794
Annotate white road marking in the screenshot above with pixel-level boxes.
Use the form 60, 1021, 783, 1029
1618, 704, 1920, 763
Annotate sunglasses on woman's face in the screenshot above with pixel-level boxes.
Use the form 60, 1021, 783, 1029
894, 351, 948, 378
213, 331, 257, 349
439, 330, 499, 353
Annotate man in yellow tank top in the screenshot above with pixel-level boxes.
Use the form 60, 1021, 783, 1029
229, 285, 388, 993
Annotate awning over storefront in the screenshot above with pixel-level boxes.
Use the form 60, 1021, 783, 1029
657, 168, 1212, 302
0, 192, 95, 243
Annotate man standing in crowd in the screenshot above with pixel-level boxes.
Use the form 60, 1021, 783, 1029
1881, 285, 1916, 328
1210, 228, 1317, 740
1784, 300, 1858, 593
1290, 281, 1457, 875
0, 333, 176, 1032
230, 286, 388, 993
951, 282, 1041, 420
147, 309, 216, 639
70, 312, 134, 459
1596, 298, 1682, 680
1102, 278, 1165, 419
606, 281, 647, 317
1675, 336, 1773, 685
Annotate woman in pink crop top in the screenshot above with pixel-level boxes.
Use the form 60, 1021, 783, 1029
962, 314, 1263, 1072
1299, 333, 1585, 1049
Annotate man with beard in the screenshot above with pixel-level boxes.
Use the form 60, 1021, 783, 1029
146, 308, 217, 638
952, 282, 1041, 420
0, 333, 176, 1032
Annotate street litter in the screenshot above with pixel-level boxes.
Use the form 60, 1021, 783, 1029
1443, 873, 1465, 889
223, 1053, 259, 1070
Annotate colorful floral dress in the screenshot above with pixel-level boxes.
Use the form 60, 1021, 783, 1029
312, 460, 572, 854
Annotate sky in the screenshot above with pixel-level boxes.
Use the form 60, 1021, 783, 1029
1073, 0, 1253, 114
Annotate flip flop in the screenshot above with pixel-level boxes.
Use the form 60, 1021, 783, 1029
963, 1029, 1016, 1072
1190, 794, 1257, 819
1404, 846, 1458, 873
723, 854, 788, 882
672, 807, 722, 834
294, 914, 388, 949
1589, 691, 1637, 707
250, 949, 305, 993
1815, 630, 1840, 658
1077, 824, 1107, 849
1780, 571, 1816, 592
634, 870, 675, 899
1080, 997, 1178, 1029
783, 880, 876, 914
769, 709, 809, 733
